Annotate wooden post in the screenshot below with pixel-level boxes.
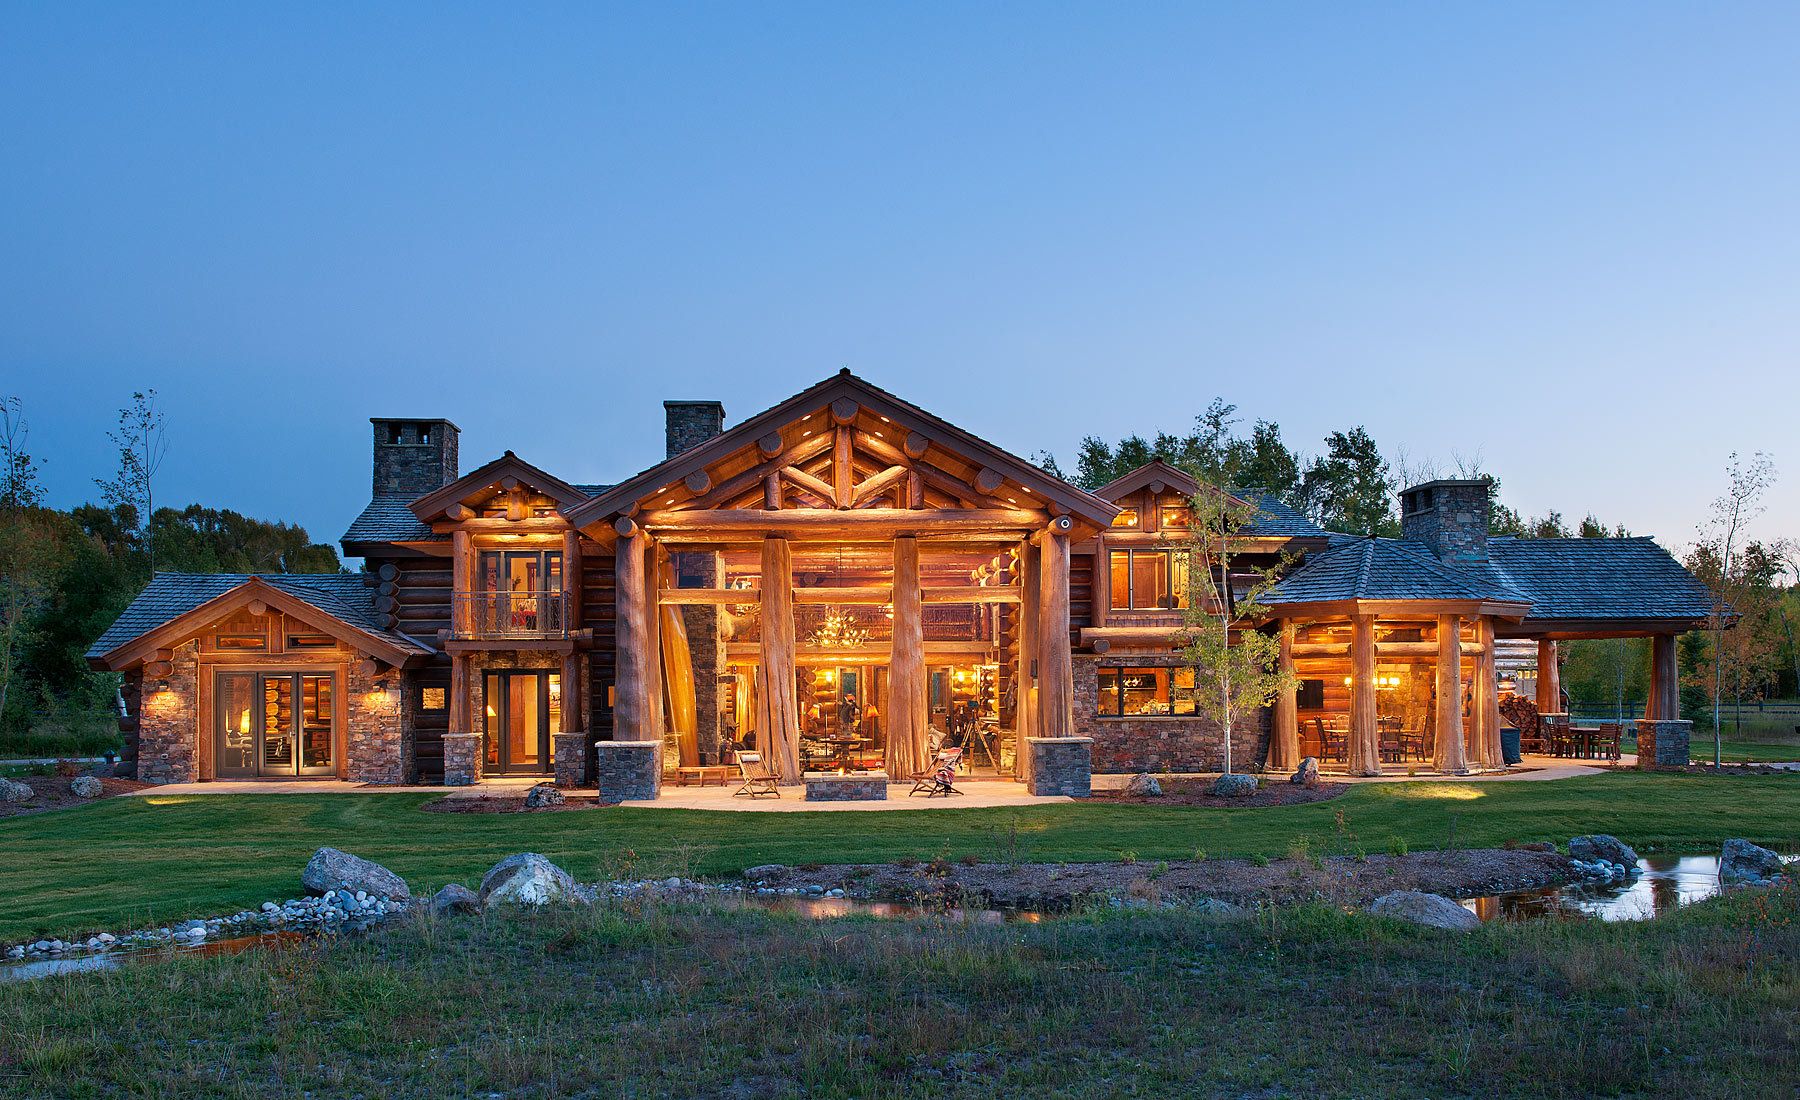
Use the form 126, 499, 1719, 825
1038, 519, 1074, 739
1349, 613, 1380, 776
1536, 639, 1561, 713
758, 536, 803, 784
614, 525, 652, 742
451, 528, 473, 638
1474, 616, 1501, 766
1270, 619, 1299, 772
1015, 538, 1040, 783
562, 528, 582, 640
560, 652, 583, 734
646, 541, 664, 748
1434, 614, 1468, 775
886, 536, 927, 780
1648, 634, 1678, 721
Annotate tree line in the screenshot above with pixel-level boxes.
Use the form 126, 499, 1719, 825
0, 393, 340, 748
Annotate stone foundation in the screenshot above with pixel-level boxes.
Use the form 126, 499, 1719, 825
804, 772, 889, 801
137, 641, 200, 785
442, 733, 481, 786
1635, 719, 1692, 768
345, 663, 407, 785
595, 740, 661, 802
553, 732, 589, 788
1072, 655, 1269, 773
1027, 737, 1093, 797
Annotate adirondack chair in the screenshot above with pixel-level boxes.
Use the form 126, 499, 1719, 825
733, 751, 781, 799
909, 751, 964, 797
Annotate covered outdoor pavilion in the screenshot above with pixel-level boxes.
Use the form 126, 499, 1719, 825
566, 371, 1118, 788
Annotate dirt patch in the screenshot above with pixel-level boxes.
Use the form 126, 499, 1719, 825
1092, 777, 1349, 808
0, 775, 151, 818
420, 795, 604, 814
755, 848, 1579, 910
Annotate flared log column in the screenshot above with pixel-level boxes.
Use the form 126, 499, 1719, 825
1269, 619, 1300, 772
758, 536, 803, 785
1037, 519, 1074, 739
646, 542, 665, 751
1536, 639, 1561, 713
886, 536, 927, 781
1433, 614, 1469, 775
1348, 614, 1381, 776
613, 521, 653, 743
1474, 617, 1502, 767
1647, 634, 1678, 721
1015, 538, 1041, 784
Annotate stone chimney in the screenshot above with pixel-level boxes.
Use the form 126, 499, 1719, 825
1400, 478, 1492, 563
370, 418, 460, 497
664, 400, 725, 459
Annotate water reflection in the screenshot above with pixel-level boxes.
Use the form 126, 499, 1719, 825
1467, 854, 1787, 923
747, 895, 1044, 924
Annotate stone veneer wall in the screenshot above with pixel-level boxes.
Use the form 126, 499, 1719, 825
1635, 719, 1692, 768
553, 732, 588, 787
442, 733, 481, 786
1026, 737, 1093, 797
137, 640, 200, 785
345, 661, 407, 784
1072, 654, 1270, 773
595, 740, 662, 801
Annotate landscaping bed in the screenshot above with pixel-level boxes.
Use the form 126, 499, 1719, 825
1092, 776, 1349, 807
0, 774, 147, 818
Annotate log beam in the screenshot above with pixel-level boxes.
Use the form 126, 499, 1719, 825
1536, 639, 1562, 712
851, 464, 909, 508
638, 508, 1044, 537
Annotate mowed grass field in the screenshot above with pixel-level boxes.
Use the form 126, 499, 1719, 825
4, 770, 1799, 943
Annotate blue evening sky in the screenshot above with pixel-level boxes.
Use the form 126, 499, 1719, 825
4, 3, 1796, 558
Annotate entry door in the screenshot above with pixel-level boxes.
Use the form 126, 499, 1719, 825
483, 672, 560, 774
216, 672, 336, 778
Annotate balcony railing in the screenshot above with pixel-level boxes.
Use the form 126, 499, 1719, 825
452, 589, 571, 640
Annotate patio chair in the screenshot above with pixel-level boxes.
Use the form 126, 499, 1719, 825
733, 751, 781, 799
1593, 722, 1623, 762
909, 752, 964, 797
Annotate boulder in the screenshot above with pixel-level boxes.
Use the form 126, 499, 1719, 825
1568, 835, 1638, 870
301, 847, 411, 902
1721, 838, 1787, 888
1211, 773, 1259, 798
1124, 773, 1163, 797
69, 775, 104, 799
478, 853, 594, 907
430, 883, 481, 915
1368, 890, 1481, 932
1290, 757, 1320, 788
0, 778, 33, 803
523, 782, 566, 809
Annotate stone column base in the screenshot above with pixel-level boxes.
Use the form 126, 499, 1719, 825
442, 733, 482, 787
1635, 719, 1692, 768
553, 732, 589, 788
595, 740, 662, 802
1026, 736, 1093, 797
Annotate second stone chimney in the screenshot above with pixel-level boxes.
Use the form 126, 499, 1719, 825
370, 418, 460, 497
664, 400, 725, 459
1400, 478, 1492, 563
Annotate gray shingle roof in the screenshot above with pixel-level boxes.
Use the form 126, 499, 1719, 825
1268, 535, 1530, 605
1233, 490, 1330, 539
87, 573, 434, 659
341, 495, 440, 546
1480, 536, 1716, 623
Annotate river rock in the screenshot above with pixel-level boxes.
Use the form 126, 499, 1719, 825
1211, 773, 1258, 798
523, 782, 566, 809
69, 775, 104, 799
1369, 890, 1481, 932
302, 847, 411, 902
1291, 757, 1320, 788
1720, 838, 1787, 888
1124, 773, 1163, 797
0, 778, 33, 803
743, 864, 788, 880
1568, 834, 1638, 869
430, 883, 481, 915
478, 852, 594, 907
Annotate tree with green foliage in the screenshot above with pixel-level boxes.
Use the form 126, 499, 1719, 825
1691, 451, 1782, 765
0, 397, 54, 724
94, 390, 169, 577
1068, 399, 1305, 501
1176, 485, 1297, 776
1298, 427, 1396, 536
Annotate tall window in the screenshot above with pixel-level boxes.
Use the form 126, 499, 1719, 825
478, 550, 563, 596
1109, 549, 1189, 610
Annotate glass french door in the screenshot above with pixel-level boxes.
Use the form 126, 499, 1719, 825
216, 671, 335, 778
483, 671, 561, 775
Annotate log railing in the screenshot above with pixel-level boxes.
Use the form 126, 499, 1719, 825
451, 589, 572, 640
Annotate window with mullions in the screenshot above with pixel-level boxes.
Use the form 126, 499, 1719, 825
1109, 549, 1189, 610
1096, 667, 1199, 717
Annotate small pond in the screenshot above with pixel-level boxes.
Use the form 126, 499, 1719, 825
1467, 854, 1790, 922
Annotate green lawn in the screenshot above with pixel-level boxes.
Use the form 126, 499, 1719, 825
4, 770, 1799, 943
4, 888, 1797, 1098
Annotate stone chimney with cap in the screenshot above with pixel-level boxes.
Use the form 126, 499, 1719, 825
370, 418, 460, 497
664, 400, 726, 459
1400, 478, 1492, 563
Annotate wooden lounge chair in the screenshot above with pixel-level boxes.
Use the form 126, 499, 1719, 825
909, 753, 964, 798
733, 751, 781, 799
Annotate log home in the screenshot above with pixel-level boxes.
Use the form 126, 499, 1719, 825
88, 371, 1717, 793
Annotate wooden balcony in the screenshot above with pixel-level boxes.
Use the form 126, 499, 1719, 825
451, 590, 571, 641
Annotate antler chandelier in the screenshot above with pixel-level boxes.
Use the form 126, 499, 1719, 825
807, 605, 870, 649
